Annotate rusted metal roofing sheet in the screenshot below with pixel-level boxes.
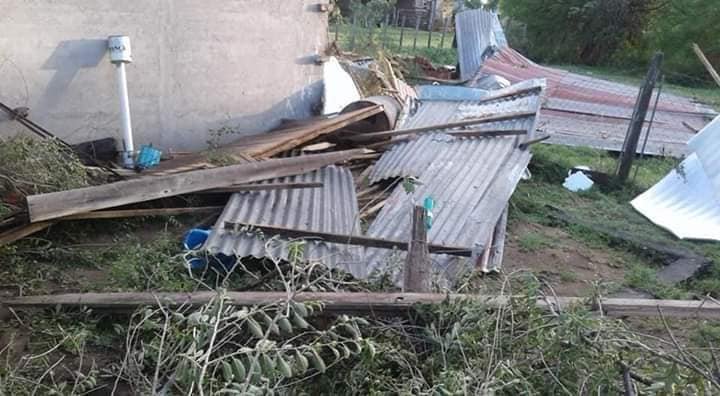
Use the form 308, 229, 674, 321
362, 82, 543, 284
478, 47, 716, 156
455, 9, 500, 80
204, 165, 364, 276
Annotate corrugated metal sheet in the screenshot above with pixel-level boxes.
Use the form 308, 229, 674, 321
631, 154, 720, 241
362, 83, 543, 284
688, 115, 720, 197
370, 85, 540, 182
416, 85, 489, 101
478, 47, 717, 157
204, 165, 365, 276
492, 13, 508, 48
455, 9, 500, 81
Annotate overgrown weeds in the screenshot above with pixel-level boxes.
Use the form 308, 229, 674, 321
0, 136, 89, 205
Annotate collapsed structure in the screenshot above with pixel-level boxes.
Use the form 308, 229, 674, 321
3, 8, 717, 289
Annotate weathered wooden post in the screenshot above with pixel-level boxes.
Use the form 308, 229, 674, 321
616, 52, 663, 183
426, 0, 436, 48
693, 43, 720, 88
349, 15, 358, 50
412, 18, 421, 50
439, 17, 449, 49
404, 205, 431, 292
381, 15, 389, 49
399, 15, 407, 48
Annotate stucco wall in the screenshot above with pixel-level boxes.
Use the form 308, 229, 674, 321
0, 0, 327, 150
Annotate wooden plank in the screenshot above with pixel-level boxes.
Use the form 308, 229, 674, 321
404, 205, 430, 292
0, 221, 53, 246
346, 111, 537, 143
223, 221, 475, 257
447, 129, 526, 138
486, 206, 508, 273
144, 106, 381, 176
518, 134, 551, 150
196, 182, 324, 194
6, 292, 720, 318
617, 53, 663, 182
244, 105, 384, 158
692, 43, 720, 88
62, 206, 224, 220
27, 149, 364, 223
359, 199, 386, 220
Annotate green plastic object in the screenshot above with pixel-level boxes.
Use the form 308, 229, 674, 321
423, 196, 434, 230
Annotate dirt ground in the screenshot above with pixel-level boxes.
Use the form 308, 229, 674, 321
503, 221, 627, 296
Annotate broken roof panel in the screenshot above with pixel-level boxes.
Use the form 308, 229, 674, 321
477, 47, 716, 156
204, 165, 365, 276
455, 9, 502, 80
370, 82, 542, 183
362, 82, 543, 284
688, 115, 720, 198
631, 154, 720, 241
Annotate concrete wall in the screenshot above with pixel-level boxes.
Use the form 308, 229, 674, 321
0, 0, 327, 150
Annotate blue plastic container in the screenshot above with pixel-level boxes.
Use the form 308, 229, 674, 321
136, 145, 162, 169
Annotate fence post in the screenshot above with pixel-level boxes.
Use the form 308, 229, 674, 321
381, 15, 390, 49
404, 205, 430, 292
426, 11, 434, 48
616, 52, 664, 183
334, 20, 340, 44
439, 17, 448, 49
399, 15, 406, 48
349, 15, 357, 51
412, 18, 421, 50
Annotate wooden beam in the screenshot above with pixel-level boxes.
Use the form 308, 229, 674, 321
447, 129, 526, 138
223, 222, 475, 257
346, 111, 537, 143
0, 221, 54, 246
5, 291, 720, 318
248, 105, 384, 158
617, 53, 663, 183
62, 206, 224, 220
27, 149, 364, 223
196, 182, 324, 194
692, 43, 720, 88
519, 134, 551, 150
404, 206, 430, 292
144, 106, 382, 176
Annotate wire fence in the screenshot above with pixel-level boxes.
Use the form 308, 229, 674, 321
330, 15, 457, 64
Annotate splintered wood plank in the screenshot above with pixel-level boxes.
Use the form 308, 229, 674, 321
0, 221, 54, 246
143, 105, 382, 176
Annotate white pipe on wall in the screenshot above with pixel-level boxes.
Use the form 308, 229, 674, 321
114, 62, 134, 168
108, 35, 135, 168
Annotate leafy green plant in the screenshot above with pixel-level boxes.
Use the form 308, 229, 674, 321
0, 136, 89, 215
107, 234, 195, 292
118, 292, 370, 395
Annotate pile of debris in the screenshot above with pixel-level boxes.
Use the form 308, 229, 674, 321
3, 8, 716, 291
0, 13, 549, 291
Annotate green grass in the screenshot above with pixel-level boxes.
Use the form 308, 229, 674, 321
511, 143, 720, 297
330, 23, 457, 66
517, 231, 552, 253
552, 64, 720, 108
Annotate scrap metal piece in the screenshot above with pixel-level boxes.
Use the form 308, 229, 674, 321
204, 165, 365, 276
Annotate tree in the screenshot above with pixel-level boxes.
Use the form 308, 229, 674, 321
502, 0, 657, 65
